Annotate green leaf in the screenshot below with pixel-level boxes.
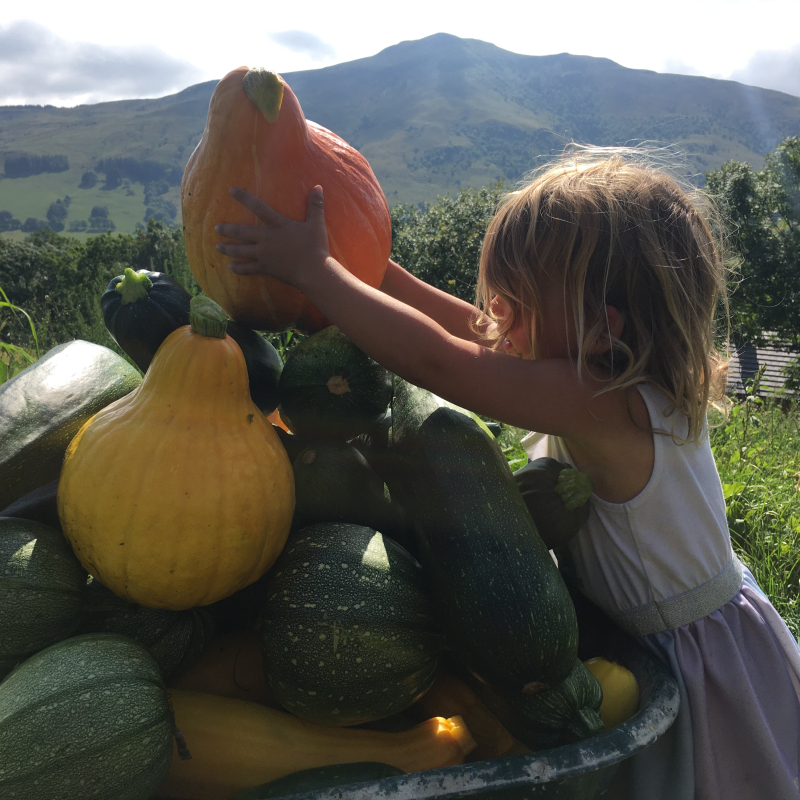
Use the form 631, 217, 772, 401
722, 481, 747, 500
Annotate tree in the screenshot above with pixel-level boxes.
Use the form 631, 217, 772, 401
390, 183, 505, 303
706, 136, 800, 348
0, 211, 20, 232
46, 200, 69, 233
79, 171, 98, 189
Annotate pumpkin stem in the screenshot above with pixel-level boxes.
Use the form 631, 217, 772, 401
115, 267, 152, 305
556, 468, 594, 511
190, 295, 228, 339
242, 68, 284, 123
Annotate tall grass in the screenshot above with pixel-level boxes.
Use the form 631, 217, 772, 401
0, 285, 39, 383
709, 391, 800, 637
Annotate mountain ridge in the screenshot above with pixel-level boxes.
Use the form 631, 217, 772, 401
1, 33, 799, 237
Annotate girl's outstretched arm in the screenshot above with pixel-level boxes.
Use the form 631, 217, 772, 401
214, 187, 643, 472
380, 260, 491, 345
215, 186, 482, 394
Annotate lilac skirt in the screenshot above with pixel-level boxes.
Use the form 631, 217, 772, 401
606, 566, 800, 800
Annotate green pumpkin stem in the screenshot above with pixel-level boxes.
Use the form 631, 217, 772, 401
190, 295, 228, 339
115, 268, 152, 305
556, 468, 594, 511
242, 68, 284, 123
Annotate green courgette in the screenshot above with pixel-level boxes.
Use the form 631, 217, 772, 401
389, 381, 579, 692
0, 340, 141, 510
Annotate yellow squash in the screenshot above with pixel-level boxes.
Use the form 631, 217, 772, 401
583, 657, 640, 730
57, 296, 295, 610
157, 689, 475, 800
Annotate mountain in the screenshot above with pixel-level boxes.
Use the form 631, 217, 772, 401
1, 33, 799, 238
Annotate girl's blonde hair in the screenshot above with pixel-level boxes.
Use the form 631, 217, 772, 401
476, 147, 729, 442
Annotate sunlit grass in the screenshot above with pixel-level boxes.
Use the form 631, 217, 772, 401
0, 284, 39, 383
709, 393, 800, 637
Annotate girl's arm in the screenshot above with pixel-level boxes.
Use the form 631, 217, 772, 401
215, 187, 642, 467
380, 259, 491, 344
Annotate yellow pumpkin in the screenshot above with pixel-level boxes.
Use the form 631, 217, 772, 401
583, 657, 640, 730
57, 296, 295, 610
181, 66, 392, 334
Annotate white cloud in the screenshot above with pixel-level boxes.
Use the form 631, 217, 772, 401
730, 45, 800, 98
267, 30, 336, 62
0, 21, 204, 106
660, 58, 704, 78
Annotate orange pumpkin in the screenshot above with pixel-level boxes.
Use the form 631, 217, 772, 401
181, 67, 391, 334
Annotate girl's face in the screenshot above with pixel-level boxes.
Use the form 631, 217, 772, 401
491, 283, 574, 361
490, 295, 531, 358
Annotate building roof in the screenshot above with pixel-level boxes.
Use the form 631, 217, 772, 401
726, 341, 798, 397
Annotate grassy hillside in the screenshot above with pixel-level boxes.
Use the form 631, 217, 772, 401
2, 33, 800, 238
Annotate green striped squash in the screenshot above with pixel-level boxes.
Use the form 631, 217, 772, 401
0, 517, 86, 678
277, 326, 393, 441
389, 384, 579, 691
0, 340, 141, 510
0, 633, 174, 800
262, 523, 442, 726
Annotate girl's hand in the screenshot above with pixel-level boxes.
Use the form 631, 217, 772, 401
215, 186, 330, 291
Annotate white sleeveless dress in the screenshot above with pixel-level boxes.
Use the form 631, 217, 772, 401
522, 384, 800, 800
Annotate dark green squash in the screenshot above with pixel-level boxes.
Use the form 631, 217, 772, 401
272, 424, 316, 464
388, 380, 579, 692
513, 457, 593, 550
232, 762, 405, 800
0, 478, 60, 530
291, 440, 394, 532
261, 523, 442, 726
77, 578, 215, 681
278, 326, 393, 441
226, 320, 283, 415
457, 656, 604, 750
0, 339, 141, 510
0, 633, 174, 800
0, 517, 87, 678
101, 267, 193, 372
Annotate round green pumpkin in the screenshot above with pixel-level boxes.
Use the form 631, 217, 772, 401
262, 523, 442, 726
278, 327, 393, 441
0, 517, 86, 678
0, 632, 174, 800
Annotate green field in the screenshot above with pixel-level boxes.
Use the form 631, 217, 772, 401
0, 171, 182, 242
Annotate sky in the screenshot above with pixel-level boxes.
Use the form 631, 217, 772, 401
1, 0, 799, 108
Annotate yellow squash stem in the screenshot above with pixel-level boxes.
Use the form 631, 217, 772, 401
413, 670, 516, 762
157, 690, 475, 800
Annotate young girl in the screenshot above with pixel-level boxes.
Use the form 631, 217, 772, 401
215, 149, 800, 799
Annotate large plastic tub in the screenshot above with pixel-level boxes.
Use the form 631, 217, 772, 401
271, 630, 680, 800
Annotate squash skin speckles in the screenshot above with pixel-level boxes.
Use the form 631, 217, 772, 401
262, 523, 442, 726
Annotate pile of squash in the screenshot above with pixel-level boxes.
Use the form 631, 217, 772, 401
0, 66, 639, 800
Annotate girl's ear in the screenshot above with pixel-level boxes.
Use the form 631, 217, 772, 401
588, 305, 625, 354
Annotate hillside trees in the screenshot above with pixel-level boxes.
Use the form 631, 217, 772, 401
0, 220, 196, 360
2, 154, 69, 178
706, 136, 800, 348
390, 183, 505, 302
